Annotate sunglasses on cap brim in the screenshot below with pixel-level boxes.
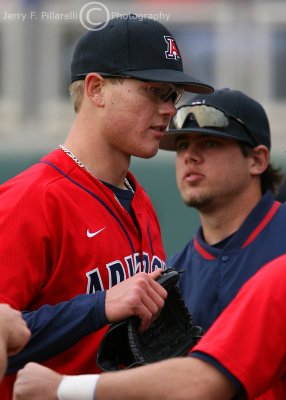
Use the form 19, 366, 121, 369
169, 104, 258, 146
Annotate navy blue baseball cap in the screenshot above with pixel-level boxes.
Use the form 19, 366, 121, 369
71, 14, 213, 94
159, 88, 271, 150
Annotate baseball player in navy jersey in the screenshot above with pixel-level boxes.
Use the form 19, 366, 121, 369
0, 14, 213, 399
158, 88, 286, 332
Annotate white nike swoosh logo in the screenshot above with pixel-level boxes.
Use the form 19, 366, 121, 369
86, 227, 106, 238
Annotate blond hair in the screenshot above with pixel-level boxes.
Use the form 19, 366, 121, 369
69, 80, 85, 113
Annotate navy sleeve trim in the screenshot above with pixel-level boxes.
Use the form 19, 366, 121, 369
190, 351, 246, 398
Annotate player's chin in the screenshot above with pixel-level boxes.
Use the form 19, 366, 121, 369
135, 144, 160, 159
182, 191, 213, 209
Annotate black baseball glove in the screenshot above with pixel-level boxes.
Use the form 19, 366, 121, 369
97, 268, 204, 371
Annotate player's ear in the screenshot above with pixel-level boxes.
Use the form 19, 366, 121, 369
249, 145, 269, 175
84, 73, 105, 107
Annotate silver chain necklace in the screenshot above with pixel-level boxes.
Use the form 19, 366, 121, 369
59, 144, 89, 172
59, 144, 134, 194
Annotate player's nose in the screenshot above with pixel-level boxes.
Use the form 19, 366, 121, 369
159, 100, 177, 117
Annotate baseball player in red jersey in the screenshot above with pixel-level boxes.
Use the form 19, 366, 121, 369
13, 254, 286, 400
0, 14, 213, 399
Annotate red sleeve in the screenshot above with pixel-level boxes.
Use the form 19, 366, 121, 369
0, 176, 54, 309
192, 254, 286, 399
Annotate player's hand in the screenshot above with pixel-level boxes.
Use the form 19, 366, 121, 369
105, 269, 167, 331
13, 362, 62, 400
0, 304, 31, 356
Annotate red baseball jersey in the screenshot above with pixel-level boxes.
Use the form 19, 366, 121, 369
0, 149, 166, 399
192, 253, 286, 399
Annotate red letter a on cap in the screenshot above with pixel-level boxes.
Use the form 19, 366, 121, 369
164, 36, 181, 60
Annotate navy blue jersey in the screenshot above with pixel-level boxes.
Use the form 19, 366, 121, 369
168, 191, 285, 331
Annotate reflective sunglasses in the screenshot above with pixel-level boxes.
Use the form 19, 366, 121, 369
170, 104, 258, 146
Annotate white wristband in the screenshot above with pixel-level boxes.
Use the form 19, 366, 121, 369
57, 374, 100, 400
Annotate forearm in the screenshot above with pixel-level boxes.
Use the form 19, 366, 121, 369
96, 358, 237, 400
0, 338, 7, 380
8, 292, 107, 373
